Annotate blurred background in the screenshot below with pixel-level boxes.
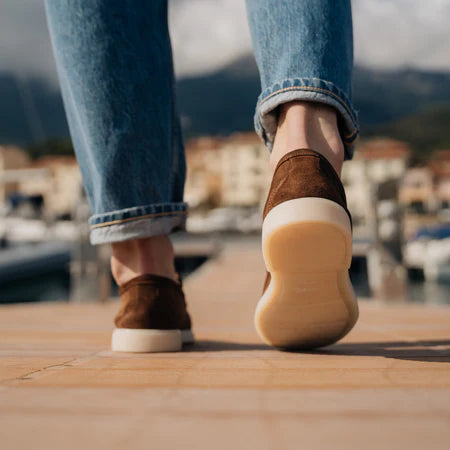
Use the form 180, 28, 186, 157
1, 0, 449, 304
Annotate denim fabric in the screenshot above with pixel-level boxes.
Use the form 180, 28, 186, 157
45, 0, 358, 245
246, 0, 358, 159
45, 0, 187, 244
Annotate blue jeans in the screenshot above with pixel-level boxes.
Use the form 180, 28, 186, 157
45, 0, 358, 245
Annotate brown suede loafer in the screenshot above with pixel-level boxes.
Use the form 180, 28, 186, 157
256, 148, 358, 350
111, 273, 194, 352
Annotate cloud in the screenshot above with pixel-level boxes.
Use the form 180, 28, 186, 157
169, 0, 252, 76
1, 0, 450, 87
0, 0, 58, 83
353, 0, 450, 71
170, 0, 450, 75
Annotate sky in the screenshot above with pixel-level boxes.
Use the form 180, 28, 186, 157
1, 0, 450, 86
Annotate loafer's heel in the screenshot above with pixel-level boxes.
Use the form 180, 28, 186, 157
112, 328, 183, 353
112, 273, 194, 353
256, 197, 358, 349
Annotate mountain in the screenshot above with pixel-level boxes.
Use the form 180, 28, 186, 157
1, 55, 450, 157
0, 73, 68, 145
366, 104, 450, 158
177, 57, 450, 138
353, 66, 450, 127
176, 56, 260, 138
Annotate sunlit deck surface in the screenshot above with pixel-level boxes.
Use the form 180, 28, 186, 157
1, 239, 449, 450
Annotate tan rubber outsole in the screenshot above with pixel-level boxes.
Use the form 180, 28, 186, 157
256, 197, 359, 349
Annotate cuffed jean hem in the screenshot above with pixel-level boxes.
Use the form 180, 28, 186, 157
88, 202, 188, 245
254, 78, 359, 160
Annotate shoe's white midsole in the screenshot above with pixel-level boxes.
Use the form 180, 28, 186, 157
257, 197, 358, 349
112, 328, 194, 353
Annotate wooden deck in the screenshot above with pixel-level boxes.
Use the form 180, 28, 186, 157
1, 239, 449, 450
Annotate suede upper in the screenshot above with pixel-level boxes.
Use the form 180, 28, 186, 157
261, 148, 352, 294
263, 148, 350, 221
114, 273, 191, 330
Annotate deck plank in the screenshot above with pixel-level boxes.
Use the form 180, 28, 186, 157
1, 239, 449, 450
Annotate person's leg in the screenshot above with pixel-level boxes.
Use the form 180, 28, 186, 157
246, 0, 359, 349
45, 0, 192, 351
272, 102, 345, 175
45, 0, 186, 285
246, 0, 358, 174
110, 235, 177, 286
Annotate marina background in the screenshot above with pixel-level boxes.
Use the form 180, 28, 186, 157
0, 0, 449, 305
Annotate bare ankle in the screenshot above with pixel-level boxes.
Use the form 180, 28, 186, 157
110, 235, 177, 286
271, 101, 345, 175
